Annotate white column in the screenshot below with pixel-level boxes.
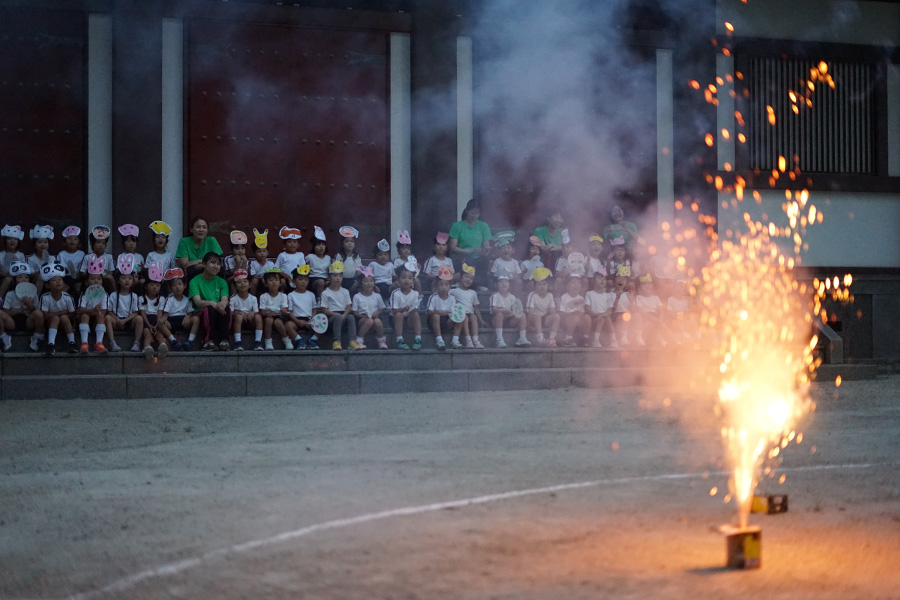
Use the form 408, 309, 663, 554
162, 18, 184, 242
88, 14, 113, 229
457, 36, 474, 218
656, 49, 674, 227
390, 33, 411, 241
888, 63, 900, 177
716, 53, 736, 171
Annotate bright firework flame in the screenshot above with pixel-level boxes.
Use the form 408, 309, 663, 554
677, 12, 856, 529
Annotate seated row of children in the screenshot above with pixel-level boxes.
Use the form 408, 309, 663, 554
0, 222, 695, 354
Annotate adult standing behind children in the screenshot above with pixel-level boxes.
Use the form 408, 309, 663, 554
448, 198, 493, 290
532, 210, 565, 269
175, 217, 223, 282
602, 204, 639, 252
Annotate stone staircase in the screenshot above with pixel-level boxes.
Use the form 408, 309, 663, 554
0, 330, 877, 400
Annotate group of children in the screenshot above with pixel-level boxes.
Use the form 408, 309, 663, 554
0, 221, 695, 356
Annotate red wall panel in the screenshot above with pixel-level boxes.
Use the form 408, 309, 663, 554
187, 20, 390, 255
0, 8, 85, 249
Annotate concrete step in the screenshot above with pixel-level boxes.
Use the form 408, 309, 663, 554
0, 347, 877, 400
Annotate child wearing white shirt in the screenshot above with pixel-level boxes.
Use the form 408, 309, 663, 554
229, 273, 263, 350
258, 271, 293, 350
351, 272, 387, 349
489, 277, 529, 348
584, 272, 617, 348
611, 274, 637, 346
389, 267, 421, 350
448, 269, 483, 349
426, 276, 456, 350
526, 268, 560, 347
320, 268, 357, 350
285, 269, 320, 350
558, 275, 590, 347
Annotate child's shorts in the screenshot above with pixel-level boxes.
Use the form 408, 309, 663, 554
146, 314, 158, 327
429, 315, 452, 332
265, 314, 287, 322
167, 315, 188, 332
13, 313, 28, 330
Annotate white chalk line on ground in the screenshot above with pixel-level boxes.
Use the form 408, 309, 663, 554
46, 461, 884, 600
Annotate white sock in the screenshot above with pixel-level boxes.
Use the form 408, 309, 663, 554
234, 332, 242, 342
1, 332, 10, 343
536, 333, 544, 342
67, 333, 75, 343
79, 323, 90, 343
188, 332, 196, 342
495, 327, 503, 339
465, 336, 472, 343
168, 334, 176, 342
254, 330, 263, 342
34, 332, 45, 341
436, 335, 444, 344
48, 328, 58, 344
96, 324, 106, 340
356, 337, 364, 344
396, 336, 404, 343
594, 332, 601, 342
549, 332, 557, 340
518, 330, 528, 340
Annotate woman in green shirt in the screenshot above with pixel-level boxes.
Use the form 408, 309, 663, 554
532, 210, 565, 268
448, 199, 493, 288
175, 217, 223, 282
602, 204, 639, 252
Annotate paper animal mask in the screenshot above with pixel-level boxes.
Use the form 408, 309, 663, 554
29, 225, 54, 240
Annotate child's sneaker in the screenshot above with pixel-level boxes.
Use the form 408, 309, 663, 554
109, 341, 122, 352
0, 336, 11, 352
29, 337, 41, 352
592, 340, 603, 348
396, 340, 410, 351
235, 344, 244, 352
464, 339, 474, 349
332, 341, 342, 351
179, 340, 193, 351
515, 338, 532, 347
473, 339, 484, 349
450, 340, 463, 349
203, 341, 216, 351
307, 338, 319, 350
94, 342, 108, 354
130, 341, 141, 352
253, 340, 265, 351
79, 342, 89, 354
349, 340, 362, 350
619, 335, 630, 346
158, 342, 169, 360
264, 339, 274, 351
436, 339, 446, 351
412, 339, 422, 351
143, 345, 154, 362
496, 339, 508, 348
68, 341, 78, 354
218, 340, 231, 351
45, 343, 55, 356
563, 338, 577, 348
294, 337, 307, 350
377, 340, 389, 350
609, 339, 619, 348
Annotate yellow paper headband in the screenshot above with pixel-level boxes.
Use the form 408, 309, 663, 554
462, 263, 475, 276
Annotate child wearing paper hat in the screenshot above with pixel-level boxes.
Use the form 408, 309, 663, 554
39, 262, 78, 355
335, 226, 361, 295
421, 232, 454, 292
276, 226, 306, 292
0, 224, 26, 298
307, 226, 332, 300
224, 230, 250, 291
320, 260, 360, 350
146, 221, 176, 278
26, 225, 56, 296
371, 240, 394, 301
391, 230, 422, 294
525, 267, 560, 347
0, 261, 46, 352
56, 226, 85, 296
78, 226, 116, 293
448, 263, 484, 349
117, 224, 146, 293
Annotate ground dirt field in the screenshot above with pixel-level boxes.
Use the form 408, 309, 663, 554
1, 376, 899, 600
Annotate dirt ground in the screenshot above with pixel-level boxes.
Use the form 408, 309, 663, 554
1, 376, 898, 600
